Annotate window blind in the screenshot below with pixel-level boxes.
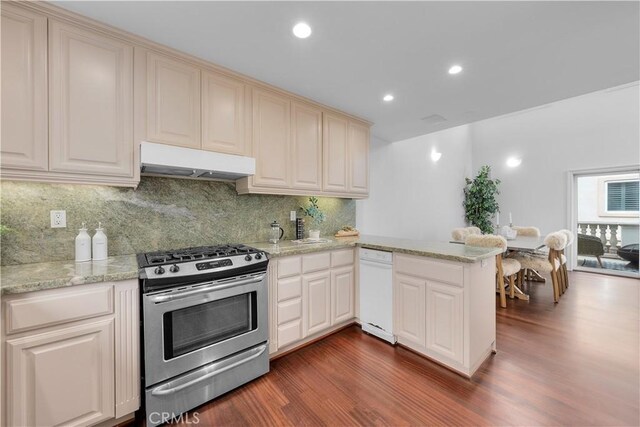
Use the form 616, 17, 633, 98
607, 181, 639, 211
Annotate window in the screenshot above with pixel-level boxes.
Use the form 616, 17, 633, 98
607, 180, 639, 212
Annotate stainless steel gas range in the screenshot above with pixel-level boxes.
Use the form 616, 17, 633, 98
137, 244, 270, 426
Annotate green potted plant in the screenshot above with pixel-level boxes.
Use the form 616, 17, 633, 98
463, 165, 500, 234
300, 197, 326, 240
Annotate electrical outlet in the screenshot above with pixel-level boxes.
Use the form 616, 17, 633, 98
50, 210, 66, 228
290, 210, 297, 221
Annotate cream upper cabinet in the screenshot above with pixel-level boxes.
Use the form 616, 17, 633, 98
322, 112, 349, 192
48, 20, 134, 177
144, 50, 201, 148
1, 4, 48, 171
202, 70, 247, 155
291, 101, 322, 191
348, 121, 370, 194
251, 88, 291, 188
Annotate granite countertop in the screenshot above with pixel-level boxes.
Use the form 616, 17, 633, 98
1, 255, 139, 296
1, 235, 500, 295
249, 234, 501, 263
356, 235, 503, 262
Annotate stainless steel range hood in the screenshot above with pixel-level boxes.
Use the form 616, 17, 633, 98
140, 141, 255, 180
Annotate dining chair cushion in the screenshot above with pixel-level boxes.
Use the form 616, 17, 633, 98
512, 226, 541, 237
465, 234, 508, 251
558, 229, 574, 246
466, 227, 482, 235
502, 258, 522, 276
451, 228, 469, 241
511, 253, 560, 272
544, 232, 568, 251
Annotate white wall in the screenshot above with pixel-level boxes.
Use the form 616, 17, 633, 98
356, 128, 473, 241
358, 82, 640, 241
470, 82, 639, 235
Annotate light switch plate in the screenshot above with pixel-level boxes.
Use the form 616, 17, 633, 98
50, 210, 66, 228
290, 210, 297, 221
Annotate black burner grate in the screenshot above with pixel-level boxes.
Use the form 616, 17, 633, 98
139, 244, 259, 267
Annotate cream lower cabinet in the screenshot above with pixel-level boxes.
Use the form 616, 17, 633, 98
393, 253, 496, 377
2, 280, 140, 427
271, 249, 355, 353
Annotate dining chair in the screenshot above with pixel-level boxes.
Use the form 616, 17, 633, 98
451, 226, 482, 241
512, 226, 541, 237
511, 231, 567, 303
558, 229, 574, 293
511, 225, 541, 281
465, 234, 520, 309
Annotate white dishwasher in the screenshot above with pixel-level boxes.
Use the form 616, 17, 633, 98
359, 248, 397, 344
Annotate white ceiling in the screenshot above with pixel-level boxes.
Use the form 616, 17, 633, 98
53, 1, 640, 142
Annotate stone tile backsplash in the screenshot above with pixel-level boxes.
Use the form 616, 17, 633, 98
0, 177, 355, 265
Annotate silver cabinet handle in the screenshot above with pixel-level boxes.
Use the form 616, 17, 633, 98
151, 344, 267, 396
147, 274, 265, 303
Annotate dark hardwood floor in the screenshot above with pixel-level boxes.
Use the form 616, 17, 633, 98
166, 271, 639, 426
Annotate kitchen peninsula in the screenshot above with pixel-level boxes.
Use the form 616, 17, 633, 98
1, 236, 500, 395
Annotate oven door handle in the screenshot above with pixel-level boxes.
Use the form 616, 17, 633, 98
147, 273, 265, 304
150, 344, 268, 396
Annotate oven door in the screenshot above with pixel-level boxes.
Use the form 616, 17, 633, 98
143, 272, 268, 386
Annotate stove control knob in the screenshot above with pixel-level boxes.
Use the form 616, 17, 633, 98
245, 254, 252, 262
154, 266, 165, 275
255, 253, 262, 260
169, 264, 180, 273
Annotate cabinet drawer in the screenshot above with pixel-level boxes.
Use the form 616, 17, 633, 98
278, 276, 302, 302
277, 298, 302, 325
395, 255, 463, 287
278, 256, 301, 278
277, 320, 303, 348
331, 249, 354, 268
302, 252, 331, 274
5, 284, 114, 335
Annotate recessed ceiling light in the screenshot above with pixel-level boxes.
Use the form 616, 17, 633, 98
506, 157, 522, 168
292, 22, 312, 39
448, 65, 463, 75
383, 94, 394, 102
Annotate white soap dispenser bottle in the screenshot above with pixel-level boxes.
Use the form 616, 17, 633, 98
92, 222, 108, 261
75, 222, 91, 262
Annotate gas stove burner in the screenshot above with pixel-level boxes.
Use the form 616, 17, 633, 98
139, 244, 261, 268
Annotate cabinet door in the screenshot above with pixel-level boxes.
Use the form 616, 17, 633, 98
6, 318, 115, 427
322, 113, 348, 192
331, 265, 355, 324
303, 270, 331, 336
426, 281, 464, 364
146, 51, 200, 148
202, 70, 246, 155
1, 5, 48, 171
291, 101, 322, 191
49, 20, 133, 177
252, 88, 291, 187
394, 273, 426, 348
348, 121, 370, 194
